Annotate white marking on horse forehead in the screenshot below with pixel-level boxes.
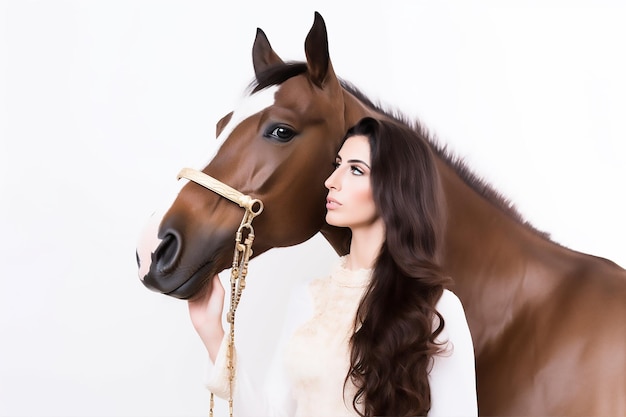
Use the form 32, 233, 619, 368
137, 86, 279, 280
209, 85, 279, 162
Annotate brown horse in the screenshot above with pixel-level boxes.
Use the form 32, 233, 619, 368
136, 12, 626, 416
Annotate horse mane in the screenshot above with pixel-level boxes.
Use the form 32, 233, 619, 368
340, 80, 551, 240
250, 62, 551, 240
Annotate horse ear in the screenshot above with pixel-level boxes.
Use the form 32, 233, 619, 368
304, 12, 338, 89
216, 111, 233, 138
252, 28, 284, 75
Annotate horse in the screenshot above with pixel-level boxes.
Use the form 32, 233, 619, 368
136, 12, 626, 416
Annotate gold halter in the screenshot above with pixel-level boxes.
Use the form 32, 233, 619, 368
178, 167, 264, 417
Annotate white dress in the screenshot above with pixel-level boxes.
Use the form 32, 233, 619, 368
205, 256, 478, 416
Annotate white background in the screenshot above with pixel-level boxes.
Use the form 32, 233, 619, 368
1, 1, 624, 416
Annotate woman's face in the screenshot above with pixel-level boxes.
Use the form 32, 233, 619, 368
324, 135, 379, 230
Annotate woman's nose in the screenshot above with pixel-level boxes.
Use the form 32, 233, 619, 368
324, 169, 339, 190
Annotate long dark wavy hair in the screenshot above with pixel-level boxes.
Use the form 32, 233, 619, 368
342, 117, 452, 416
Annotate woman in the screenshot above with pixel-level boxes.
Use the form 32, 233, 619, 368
189, 117, 477, 416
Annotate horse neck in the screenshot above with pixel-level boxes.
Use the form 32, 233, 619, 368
341, 89, 381, 128
435, 159, 570, 350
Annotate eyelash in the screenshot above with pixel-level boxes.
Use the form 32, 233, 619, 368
333, 161, 364, 176
351, 166, 364, 175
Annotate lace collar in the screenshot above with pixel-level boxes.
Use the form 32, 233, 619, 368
329, 255, 372, 288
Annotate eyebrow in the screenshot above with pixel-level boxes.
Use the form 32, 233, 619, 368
335, 154, 371, 169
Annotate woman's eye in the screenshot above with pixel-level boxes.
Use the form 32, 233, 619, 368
350, 166, 364, 176
265, 125, 297, 143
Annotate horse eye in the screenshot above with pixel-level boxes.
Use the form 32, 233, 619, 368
265, 125, 296, 143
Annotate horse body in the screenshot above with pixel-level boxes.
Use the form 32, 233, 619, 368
473, 254, 626, 415
136, 12, 626, 415
438, 159, 626, 414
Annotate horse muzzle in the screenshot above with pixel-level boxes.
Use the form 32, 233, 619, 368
135, 168, 263, 299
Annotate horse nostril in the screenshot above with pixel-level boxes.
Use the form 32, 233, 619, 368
154, 231, 182, 274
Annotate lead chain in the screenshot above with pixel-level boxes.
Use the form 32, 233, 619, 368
209, 209, 257, 417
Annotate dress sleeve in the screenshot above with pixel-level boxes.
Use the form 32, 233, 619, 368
203, 278, 314, 416
428, 289, 478, 417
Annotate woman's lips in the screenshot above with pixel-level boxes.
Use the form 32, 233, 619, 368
326, 197, 341, 209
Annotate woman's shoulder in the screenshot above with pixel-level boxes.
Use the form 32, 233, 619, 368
434, 289, 471, 334
435, 289, 464, 312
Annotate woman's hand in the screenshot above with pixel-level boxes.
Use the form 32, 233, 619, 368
188, 274, 226, 362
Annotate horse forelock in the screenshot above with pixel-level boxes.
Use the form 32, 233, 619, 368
250, 61, 308, 93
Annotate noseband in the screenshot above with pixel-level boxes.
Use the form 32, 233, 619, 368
178, 167, 263, 417
178, 167, 264, 215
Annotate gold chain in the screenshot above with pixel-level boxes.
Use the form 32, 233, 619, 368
216, 209, 257, 417
176, 168, 263, 417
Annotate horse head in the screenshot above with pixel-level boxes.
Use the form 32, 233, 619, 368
136, 13, 359, 299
